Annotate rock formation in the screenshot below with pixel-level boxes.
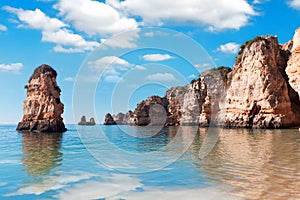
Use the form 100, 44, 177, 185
132, 96, 168, 126
218, 36, 300, 128
17, 64, 66, 133
104, 28, 300, 129
78, 116, 96, 126
113, 113, 125, 124
286, 28, 300, 97
104, 113, 116, 125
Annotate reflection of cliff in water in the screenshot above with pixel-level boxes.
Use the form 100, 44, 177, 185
191, 128, 300, 200
21, 132, 63, 176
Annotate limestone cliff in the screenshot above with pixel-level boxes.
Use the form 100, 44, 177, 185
286, 28, 300, 97
17, 64, 66, 133
218, 36, 300, 128
131, 96, 168, 126
104, 29, 300, 129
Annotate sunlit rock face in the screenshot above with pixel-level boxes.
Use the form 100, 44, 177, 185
286, 28, 300, 97
218, 36, 300, 128
17, 64, 66, 133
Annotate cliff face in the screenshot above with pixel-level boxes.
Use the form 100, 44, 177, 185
17, 64, 66, 133
166, 77, 207, 125
219, 36, 300, 128
104, 28, 300, 129
286, 28, 300, 97
131, 96, 168, 126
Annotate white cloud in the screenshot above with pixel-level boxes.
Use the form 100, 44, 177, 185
54, 0, 138, 36
194, 63, 211, 71
100, 29, 139, 49
88, 56, 133, 76
146, 73, 176, 82
42, 29, 99, 52
64, 77, 74, 82
103, 75, 124, 83
188, 74, 197, 79
217, 42, 240, 54
135, 65, 146, 70
289, 0, 300, 9
142, 54, 174, 62
90, 56, 132, 68
0, 24, 7, 31
144, 32, 154, 37
4, 6, 99, 53
117, 0, 257, 30
4, 6, 66, 31
0, 63, 23, 73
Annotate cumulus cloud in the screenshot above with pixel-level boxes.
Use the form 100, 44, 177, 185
135, 65, 147, 70
146, 73, 176, 82
54, 0, 138, 36
100, 29, 140, 49
0, 63, 23, 73
42, 29, 99, 52
3, 6, 66, 31
289, 0, 300, 9
0, 24, 8, 31
142, 54, 174, 62
4, 6, 99, 53
88, 56, 134, 78
116, 0, 257, 30
217, 42, 240, 54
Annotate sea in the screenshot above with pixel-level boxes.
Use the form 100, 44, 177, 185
0, 124, 300, 200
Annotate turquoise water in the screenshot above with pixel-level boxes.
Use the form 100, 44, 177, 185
1, 125, 300, 200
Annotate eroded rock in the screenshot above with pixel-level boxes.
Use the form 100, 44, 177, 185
17, 64, 66, 133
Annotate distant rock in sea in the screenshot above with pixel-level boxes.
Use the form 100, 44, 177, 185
17, 64, 67, 133
78, 116, 96, 126
104, 113, 116, 125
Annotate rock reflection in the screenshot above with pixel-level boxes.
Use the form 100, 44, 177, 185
21, 132, 63, 176
191, 128, 300, 200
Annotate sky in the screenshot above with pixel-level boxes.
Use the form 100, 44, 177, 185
0, 0, 300, 124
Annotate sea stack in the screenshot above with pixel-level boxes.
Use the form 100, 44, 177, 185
78, 116, 96, 126
104, 113, 117, 125
17, 64, 67, 133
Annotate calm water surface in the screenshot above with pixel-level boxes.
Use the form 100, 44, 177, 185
0, 125, 300, 200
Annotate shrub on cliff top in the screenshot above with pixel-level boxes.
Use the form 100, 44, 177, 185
235, 36, 264, 65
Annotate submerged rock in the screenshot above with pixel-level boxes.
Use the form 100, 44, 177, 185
17, 64, 67, 133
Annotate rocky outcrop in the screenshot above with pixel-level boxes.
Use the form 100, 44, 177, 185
132, 96, 168, 126
104, 29, 300, 129
78, 116, 96, 126
201, 67, 232, 116
104, 113, 116, 125
17, 64, 66, 133
286, 28, 300, 97
113, 113, 125, 124
218, 36, 300, 128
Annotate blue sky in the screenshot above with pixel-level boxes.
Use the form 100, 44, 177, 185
0, 0, 300, 124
